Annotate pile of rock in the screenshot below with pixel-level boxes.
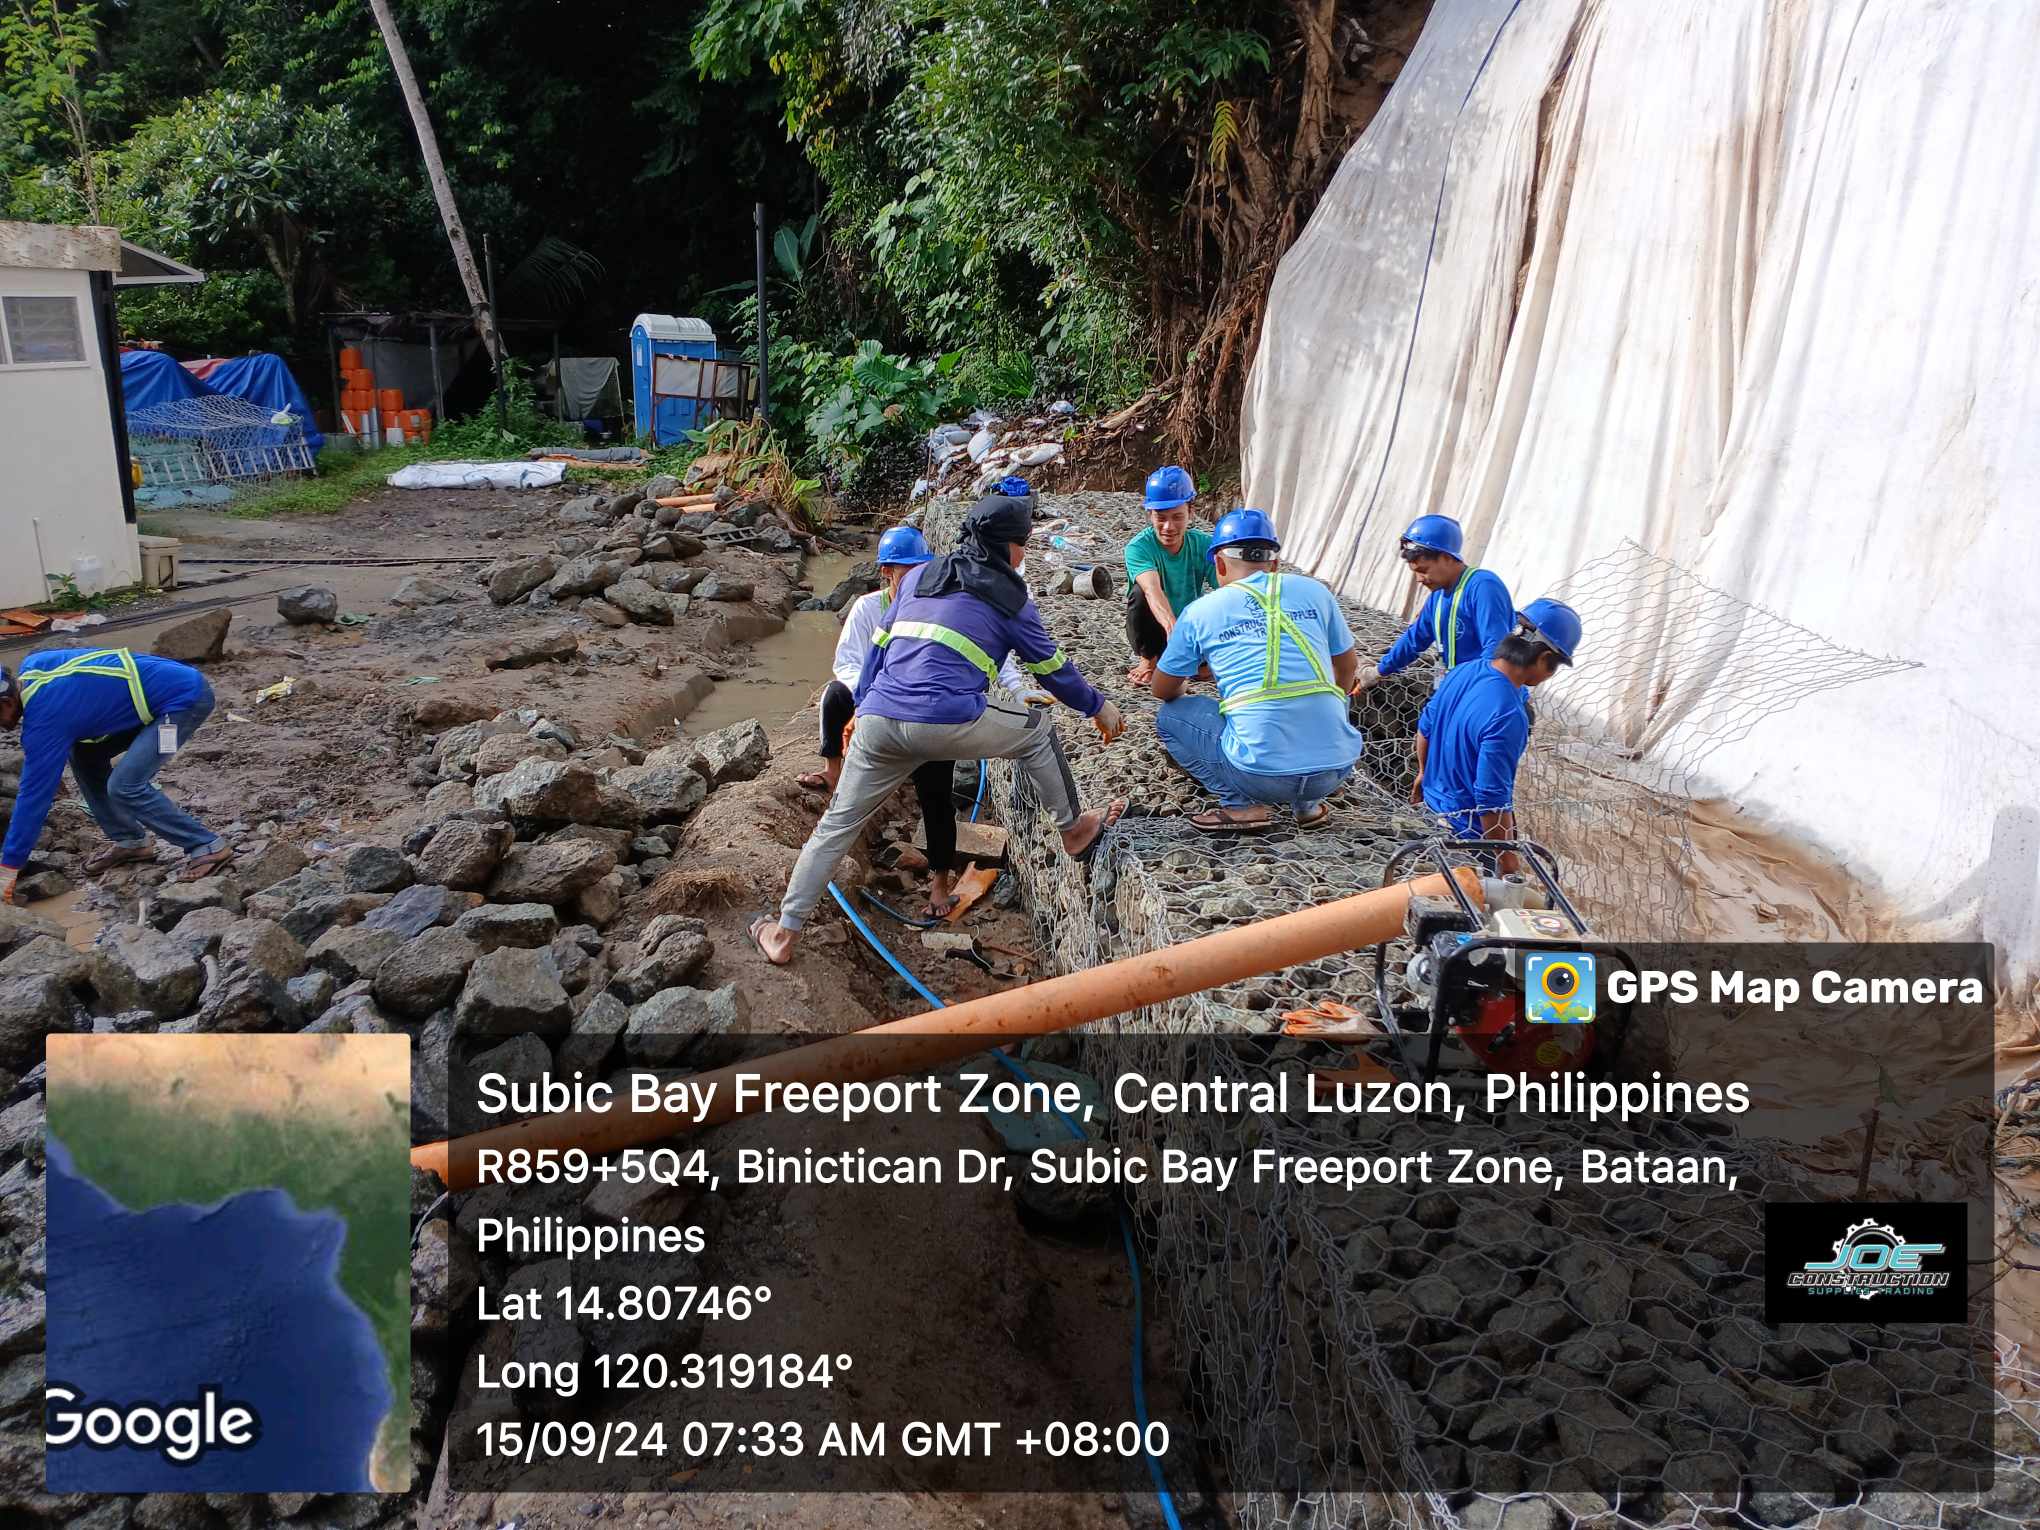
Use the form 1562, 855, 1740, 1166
0, 714, 777, 1514
914, 403, 1077, 502
478, 483, 795, 629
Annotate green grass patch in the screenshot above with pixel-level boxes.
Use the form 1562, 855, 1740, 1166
225, 444, 430, 519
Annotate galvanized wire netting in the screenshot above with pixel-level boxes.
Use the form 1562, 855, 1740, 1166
129, 394, 315, 486
914, 492, 2040, 1530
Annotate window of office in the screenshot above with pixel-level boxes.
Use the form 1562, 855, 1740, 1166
1, 296, 87, 365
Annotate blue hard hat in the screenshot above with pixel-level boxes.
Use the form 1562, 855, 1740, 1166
1517, 598, 1582, 664
1143, 465, 1196, 511
1209, 508, 1281, 563
876, 526, 933, 567
995, 475, 1033, 497
1400, 514, 1463, 560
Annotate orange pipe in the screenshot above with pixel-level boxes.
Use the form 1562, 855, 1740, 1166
652, 493, 720, 508
411, 868, 1482, 1189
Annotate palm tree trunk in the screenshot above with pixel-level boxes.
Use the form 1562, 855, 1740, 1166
363, 0, 501, 363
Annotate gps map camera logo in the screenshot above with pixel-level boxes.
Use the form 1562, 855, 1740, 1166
1524, 951, 1595, 1024
1765, 1202, 1966, 1324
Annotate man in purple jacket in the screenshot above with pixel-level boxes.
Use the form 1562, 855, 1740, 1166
751, 494, 1126, 965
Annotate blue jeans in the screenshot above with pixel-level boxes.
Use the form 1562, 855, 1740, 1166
69, 685, 224, 859
1155, 695, 1352, 813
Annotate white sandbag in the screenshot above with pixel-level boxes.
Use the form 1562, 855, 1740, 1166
386, 461, 567, 490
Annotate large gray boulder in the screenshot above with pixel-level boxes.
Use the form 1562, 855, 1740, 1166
151, 608, 231, 664
489, 841, 618, 904
277, 585, 338, 624
234, 840, 308, 894
473, 734, 567, 779
340, 844, 413, 895
681, 719, 770, 786
610, 916, 713, 1004
0, 905, 63, 961
0, 973, 76, 1070
215, 919, 306, 985
362, 884, 479, 939
607, 764, 705, 826
194, 967, 301, 1034
305, 924, 402, 985
414, 819, 515, 891
604, 579, 676, 625
103, 925, 203, 1018
486, 555, 558, 605
623, 983, 748, 1066
557, 993, 628, 1076
546, 555, 626, 598
474, 759, 610, 825
452, 903, 559, 953
146, 875, 242, 931
372, 928, 480, 1018
455, 947, 572, 1037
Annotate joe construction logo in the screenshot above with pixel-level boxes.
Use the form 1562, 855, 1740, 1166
1764, 1201, 1967, 1324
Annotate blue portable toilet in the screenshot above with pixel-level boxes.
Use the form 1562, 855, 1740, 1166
629, 314, 719, 445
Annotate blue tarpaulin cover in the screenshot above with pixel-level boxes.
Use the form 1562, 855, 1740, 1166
185, 353, 324, 450
118, 348, 215, 411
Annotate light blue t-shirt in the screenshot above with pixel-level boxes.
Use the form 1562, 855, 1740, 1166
1158, 570, 1364, 776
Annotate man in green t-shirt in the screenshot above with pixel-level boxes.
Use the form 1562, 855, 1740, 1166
1124, 464, 1215, 684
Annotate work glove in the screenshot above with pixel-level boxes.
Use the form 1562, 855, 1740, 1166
1022, 690, 1054, 707
0, 867, 17, 906
1092, 699, 1126, 744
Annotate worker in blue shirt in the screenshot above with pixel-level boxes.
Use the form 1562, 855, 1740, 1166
1150, 509, 1365, 832
0, 649, 232, 903
752, 493, 1126, 965
1413, 599, 1581, 875
1354, 514, 1514, 693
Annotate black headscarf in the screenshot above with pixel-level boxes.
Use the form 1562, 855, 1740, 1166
913, 493, 1033, 616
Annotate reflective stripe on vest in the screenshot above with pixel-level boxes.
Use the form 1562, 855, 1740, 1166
876, 620, 1002, 686
17, 648, 154, 726
1440, 565, 1481, 669
1217, 574, 1346, 715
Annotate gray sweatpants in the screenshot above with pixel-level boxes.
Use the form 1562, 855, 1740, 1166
778, 701, 1083, 930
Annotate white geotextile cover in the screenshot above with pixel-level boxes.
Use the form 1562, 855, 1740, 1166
386, 461, 566, 490
1242, 0, 2040, 987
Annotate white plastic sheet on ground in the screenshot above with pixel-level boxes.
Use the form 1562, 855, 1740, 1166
1243, 0, 2040, 989
386, 461, 567, 490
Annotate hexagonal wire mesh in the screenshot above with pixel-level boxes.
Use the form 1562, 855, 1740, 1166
911, 492, 2040, 1529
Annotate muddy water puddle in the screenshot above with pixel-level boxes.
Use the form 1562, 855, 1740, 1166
27, 885, 113, 950
684, 553, 858, 739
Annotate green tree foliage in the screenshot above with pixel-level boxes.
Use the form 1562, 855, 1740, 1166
3, 0, 122, 219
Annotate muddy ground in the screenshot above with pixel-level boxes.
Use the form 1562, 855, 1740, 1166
6, 483, 1161, 1530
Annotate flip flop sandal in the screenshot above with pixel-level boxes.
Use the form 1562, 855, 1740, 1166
922, 896, 960, 921
174, 847, 235, 882
1188, 809, 1276, 835
795, 772, 831, 792
85, 844, 152, 874
746, 913, 792, 967
1296, 804, 1334, 831
1071, 799, 1129, 867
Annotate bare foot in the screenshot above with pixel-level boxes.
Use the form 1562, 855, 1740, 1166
1061, 798, 1128, 862
1127, 659, 1156, 685
748, 917, 797, 966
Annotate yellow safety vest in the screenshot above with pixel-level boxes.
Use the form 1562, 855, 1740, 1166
1439, 565, 1482, 669
874, 620, 1066, 685
18, 649, 155, 738
1217, 574, 1346, 715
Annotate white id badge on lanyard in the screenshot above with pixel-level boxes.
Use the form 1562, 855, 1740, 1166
157, 722, 178, 756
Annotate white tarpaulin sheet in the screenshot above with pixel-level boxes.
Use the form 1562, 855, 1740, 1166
1243, 0, 2040, 986
386, 461, 566, 490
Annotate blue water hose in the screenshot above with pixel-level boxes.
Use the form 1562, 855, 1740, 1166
822, 881, 1185, 1530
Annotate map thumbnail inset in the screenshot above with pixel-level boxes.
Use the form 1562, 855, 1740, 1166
45, 1033, 410, 1493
